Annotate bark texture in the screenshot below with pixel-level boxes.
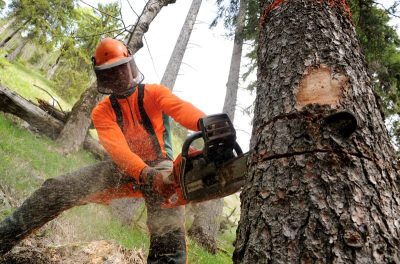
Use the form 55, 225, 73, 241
56, 83, 102, 154
233, 0, 400, 263
0, 161, 131, 254
160, 0, 202, 89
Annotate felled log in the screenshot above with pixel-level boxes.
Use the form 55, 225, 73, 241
0, 84, 107, 160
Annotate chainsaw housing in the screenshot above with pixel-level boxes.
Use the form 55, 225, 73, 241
179, 114, 247, 203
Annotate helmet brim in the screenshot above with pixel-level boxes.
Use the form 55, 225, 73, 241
94, 56, 132, 70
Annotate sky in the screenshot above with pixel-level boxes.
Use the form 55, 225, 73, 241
82, 0, 256, 152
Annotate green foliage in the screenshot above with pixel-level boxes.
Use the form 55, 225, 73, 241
27, 50, 44, 65
349, 0, 400, 148
7, 0, 76, 48
52, 54, 92, 103
51, 3, 123, 103
0, 51, 70, 109
211, 0, 258, 41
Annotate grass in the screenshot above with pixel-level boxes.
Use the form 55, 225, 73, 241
0, 113, 96, 198
0, 53, 70, 111
0, 52, 237, 263
60, 203, 235, 264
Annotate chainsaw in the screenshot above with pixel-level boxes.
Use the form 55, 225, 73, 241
163, 113, 248, 208
162, 110, 359, 208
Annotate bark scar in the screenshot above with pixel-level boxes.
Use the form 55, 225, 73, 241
296, 65, 349, 109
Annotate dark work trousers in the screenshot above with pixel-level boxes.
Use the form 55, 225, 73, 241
0, 160, 187, 263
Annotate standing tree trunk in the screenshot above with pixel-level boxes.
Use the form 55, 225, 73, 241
0, 17, 16, 35
47, 54, 61, 79
6, 37, 29, 62
222, 0, 246, 122
189, 0, 247, 254
0, 20, 29, 48
55, 0, 176, 154
233, 0, 400, 263
55, 82, 101, 153
160, 0, 202, 90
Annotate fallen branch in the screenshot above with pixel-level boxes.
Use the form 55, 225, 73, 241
0, 84, 107, 160
33, 84, 65, 114
37, 98, 69, 123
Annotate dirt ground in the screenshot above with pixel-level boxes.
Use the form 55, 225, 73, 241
0, 239, 145, 264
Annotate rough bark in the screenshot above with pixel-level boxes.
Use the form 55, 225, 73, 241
0, 84, 107, 160
233, 0, 400, 263
56, 83, 102, 154
0, 85, 64, 138
160, 0, 202, 89
6, 37, 29, 62
56, 0, 177, 155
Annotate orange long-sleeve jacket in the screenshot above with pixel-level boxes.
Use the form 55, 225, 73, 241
91, 83, 205, 182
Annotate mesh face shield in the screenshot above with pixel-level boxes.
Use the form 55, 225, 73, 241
94, 56, 143, 95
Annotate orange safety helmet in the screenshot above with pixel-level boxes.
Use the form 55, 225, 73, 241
93, 38, 143, 95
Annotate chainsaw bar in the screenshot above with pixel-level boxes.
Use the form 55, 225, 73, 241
182, 153, 248, 203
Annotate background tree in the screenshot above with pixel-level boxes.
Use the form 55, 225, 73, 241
188, 0, 248, 254
233, 0, 400, 262
0, 0, 75, 50
349, 0, 400, 151
160, 0, 202, 89
52, 3, 123, 102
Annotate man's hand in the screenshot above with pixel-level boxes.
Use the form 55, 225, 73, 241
140, 166, 175, 198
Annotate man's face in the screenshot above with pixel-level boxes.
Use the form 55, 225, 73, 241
96, 63, 134, 95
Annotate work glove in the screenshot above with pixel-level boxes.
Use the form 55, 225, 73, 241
139, 166, 175, 199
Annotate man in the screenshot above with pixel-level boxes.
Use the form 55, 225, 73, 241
91, 37, 205, 263
0, 38, 205, 263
